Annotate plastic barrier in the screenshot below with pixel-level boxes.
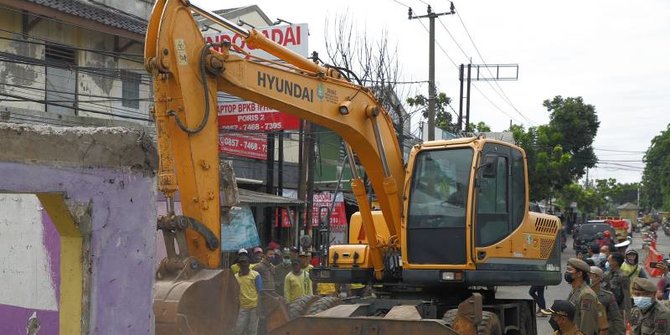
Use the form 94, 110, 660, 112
645, 246, 664, 277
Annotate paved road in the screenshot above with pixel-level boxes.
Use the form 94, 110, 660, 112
497, 227, 670, 334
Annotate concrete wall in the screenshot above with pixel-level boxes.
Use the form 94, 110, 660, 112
0, 123, 158, 334
0, 194, 60, 334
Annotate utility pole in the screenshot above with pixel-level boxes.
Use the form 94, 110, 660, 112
409, 3, 455, 141
458, 63, 519, 131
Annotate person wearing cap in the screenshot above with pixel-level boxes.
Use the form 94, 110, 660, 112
233, 254, 262, 335
566, 258, 599, 335
590, 266, 625, 335
252, 247, 276, 292
250, 247, 275, 335
231, 248, 250, 274
603, 252, 631, 325
274, 248, 293, 296
622, 250, 648, 283
251, 246, 264, 264
284, 259, 313, 303
630, 277, 670, 335
548, 300, 586, 335
289, 246, 300, 262
271, 248, 283, 266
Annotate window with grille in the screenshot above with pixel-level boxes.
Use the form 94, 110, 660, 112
121, 70, 140, 109
45, 45, 76, 115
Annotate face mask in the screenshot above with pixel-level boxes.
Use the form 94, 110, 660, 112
633, 296, 653, 310
564, 272, 575, 284
549, 317, 560, 331
283, 258, 291, 265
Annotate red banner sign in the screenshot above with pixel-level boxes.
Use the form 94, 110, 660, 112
218, 134, 267, 160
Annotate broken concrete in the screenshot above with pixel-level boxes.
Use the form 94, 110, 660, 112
0, 122, 157, 172
0, 122, 158, 334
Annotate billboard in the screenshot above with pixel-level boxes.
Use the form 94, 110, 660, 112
204, 24, 307, 159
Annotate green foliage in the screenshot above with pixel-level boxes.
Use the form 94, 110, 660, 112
556, 179, 638, 217
543, 96, 600, 179
467, 121, 491, 133
509, 96, 599, 202
509, 124, 572, 201
406, 92, 454, 131
641, 124, 670, 211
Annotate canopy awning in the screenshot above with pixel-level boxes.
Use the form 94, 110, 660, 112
238, 188, 303, 206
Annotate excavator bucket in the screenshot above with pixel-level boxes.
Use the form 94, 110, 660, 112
154, 268, 239, 335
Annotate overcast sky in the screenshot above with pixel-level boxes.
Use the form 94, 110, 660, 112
199, 0, 670, 184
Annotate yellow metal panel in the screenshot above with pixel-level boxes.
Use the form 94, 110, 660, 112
36, 193, 83, 335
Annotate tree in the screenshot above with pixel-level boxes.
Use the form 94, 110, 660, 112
509, 124, 572, 202
405, 92, 455, 131
469, 121, 491, 133
641, 124, 670, 211
324, 13, 409, 141
543, 96, 600, 179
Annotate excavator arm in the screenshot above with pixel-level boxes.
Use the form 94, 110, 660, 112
145, 0, 406, 280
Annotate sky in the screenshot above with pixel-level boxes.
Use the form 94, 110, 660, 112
198, 0, 670, 184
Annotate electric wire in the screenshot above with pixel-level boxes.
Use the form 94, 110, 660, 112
453, 7, 536, 125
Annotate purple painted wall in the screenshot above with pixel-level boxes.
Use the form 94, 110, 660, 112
0, 162, 156, 334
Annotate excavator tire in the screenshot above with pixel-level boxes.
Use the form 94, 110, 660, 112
442, 309, 458, 326
477, 311, 503, 335
518, 301, 533, 335
306, 296, 342, 315
288, 295, 320, 319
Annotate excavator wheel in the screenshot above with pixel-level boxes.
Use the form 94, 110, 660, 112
154, 269, 239, 335
477, 311, 502, 335
287, 295, 320, 319
442, 309, 458, 326
517, 301, 533, 335
306, 296, 342, 315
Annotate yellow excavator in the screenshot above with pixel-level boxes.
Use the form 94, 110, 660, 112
145, 1, 562, 334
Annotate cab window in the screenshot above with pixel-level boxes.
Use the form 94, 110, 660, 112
476, 154, 509, 246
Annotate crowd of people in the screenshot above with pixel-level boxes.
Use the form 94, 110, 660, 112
530, 243, 670, 335
230, 243, 363, 335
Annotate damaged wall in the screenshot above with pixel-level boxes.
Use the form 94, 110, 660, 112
0, 123, 158, 334
0, 7, 150, 124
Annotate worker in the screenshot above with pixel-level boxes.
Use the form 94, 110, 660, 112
284, 259, 313, 303
252, 248, 276, 335
233, 254, 262, 335
622, 249, 648, 280
604, 252, 631, 326
289, 246, 299, 262
251, 246, 264, 264
630, 277, 670, 335
274, 248, 292, 296
252, 247, 276, 292
565, 258, 599, 335
548, 300, 586, 335
590, 266, 625, 335
231, 248, 249, 274
298, 251, 315, 292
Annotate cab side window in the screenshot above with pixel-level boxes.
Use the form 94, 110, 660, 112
476, 155, 509, 246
